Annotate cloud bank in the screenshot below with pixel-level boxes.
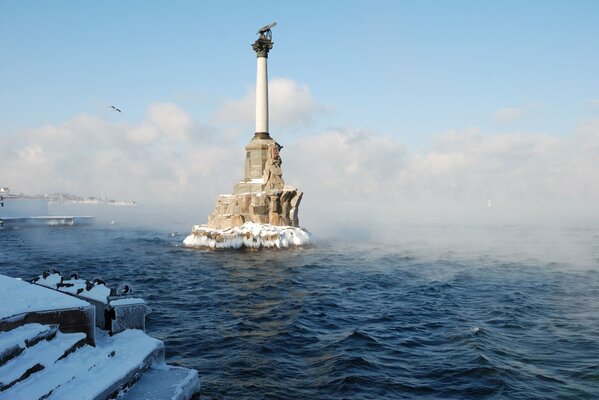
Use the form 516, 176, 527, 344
2, 80, 598, 235
215, 78, 330, 130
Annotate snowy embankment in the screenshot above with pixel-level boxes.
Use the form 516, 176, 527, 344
0, 274, 200, 399
183, 222, 313, 249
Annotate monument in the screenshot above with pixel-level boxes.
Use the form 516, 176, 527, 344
183, 23, 311, 249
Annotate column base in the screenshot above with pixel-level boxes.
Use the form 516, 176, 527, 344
253, 132, 271, 140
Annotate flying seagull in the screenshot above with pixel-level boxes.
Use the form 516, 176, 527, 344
110, 105, 122, 115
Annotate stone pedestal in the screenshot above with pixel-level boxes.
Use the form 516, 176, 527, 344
206, 139, 303, 229
242, 135, 275, 183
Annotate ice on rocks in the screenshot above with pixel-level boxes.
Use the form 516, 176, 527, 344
183, 222, 313, 249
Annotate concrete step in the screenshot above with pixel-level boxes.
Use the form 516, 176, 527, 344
0, 329, 86, 392
0, 329, 163, 400
119, 365, 200, 400
0, 324, 58, 366
0, 275, 95, 345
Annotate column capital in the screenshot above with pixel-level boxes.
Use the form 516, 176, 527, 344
252, 37, 273, 58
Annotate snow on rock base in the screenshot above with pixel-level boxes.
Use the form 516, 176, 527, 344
183, 222, 313, 249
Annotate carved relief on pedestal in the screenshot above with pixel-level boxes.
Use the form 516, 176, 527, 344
263, 142, 285, 194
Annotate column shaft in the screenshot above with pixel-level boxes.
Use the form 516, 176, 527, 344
255, 56, 269, 134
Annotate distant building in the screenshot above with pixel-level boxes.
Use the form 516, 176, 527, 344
0, 187, 10, 194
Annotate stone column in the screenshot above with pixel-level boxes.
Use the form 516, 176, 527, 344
252, 37, 273, 140
256, 57, 268, 135
234, 34, 276, 190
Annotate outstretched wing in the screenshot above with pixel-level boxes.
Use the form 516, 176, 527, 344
257, 21, 277, 34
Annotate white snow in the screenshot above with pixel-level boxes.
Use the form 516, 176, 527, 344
35, 273, 111, 303
83, 284, 111, 303
0, 329, 163, 400
0, 331, 86, 386
110, 298, 146, 307
0, 323, 49, 352
37, 273, 61, 288
0, 274, 200, 400
183, 222, 313, 249
118, 365, 200, 400
0, 275, 89, 320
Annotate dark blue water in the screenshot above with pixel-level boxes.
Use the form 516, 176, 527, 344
1, 224, 598, 399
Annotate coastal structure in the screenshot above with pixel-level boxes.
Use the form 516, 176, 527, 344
0, 271, 200, 399
184, 23, 311, 249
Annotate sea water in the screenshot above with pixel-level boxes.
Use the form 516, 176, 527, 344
1, 224, 598, 399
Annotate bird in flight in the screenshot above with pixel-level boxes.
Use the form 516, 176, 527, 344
110, 105, 123, 115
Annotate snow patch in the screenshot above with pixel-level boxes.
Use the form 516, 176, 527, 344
0, 323, 49, 353
0, 275, 89, 320
110, 298, 145, 307
35, 273, 111, 303
1, 329, 163, 400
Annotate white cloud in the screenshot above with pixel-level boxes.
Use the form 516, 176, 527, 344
214, 78, 330, 130
2, 88, 598, 235
147, 102, 193, 141
494, 102, 539, 122
282, 125, 599, 232
2, 104, 240, 210
494, 107, 525, 122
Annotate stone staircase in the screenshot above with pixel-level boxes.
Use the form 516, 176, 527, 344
0, 275, 200, 400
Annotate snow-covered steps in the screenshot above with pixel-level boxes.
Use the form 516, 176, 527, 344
0, 329, 162, 400
0, 274, 199, 399
0, 326, 200, 400
0, 328, 86, 393
118, 365, 200, 400
0, 275, 95, 344
0, 324, 57, 366
36, 330, 164, 400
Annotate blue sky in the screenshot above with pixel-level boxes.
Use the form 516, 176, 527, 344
1, 1, 598, 229
2, 1, 597, 145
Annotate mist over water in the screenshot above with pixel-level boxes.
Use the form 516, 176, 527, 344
1, 219, 598, 399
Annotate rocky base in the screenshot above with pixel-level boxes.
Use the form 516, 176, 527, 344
183, 222, 313, 249
207, 185, 302, 230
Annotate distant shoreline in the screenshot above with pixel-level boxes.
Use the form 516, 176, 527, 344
1, 192, 138, 207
